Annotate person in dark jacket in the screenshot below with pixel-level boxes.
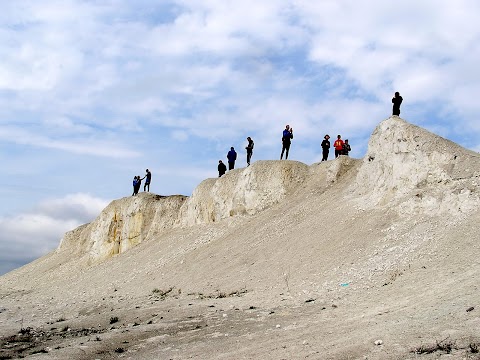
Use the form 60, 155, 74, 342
392, 92, 403, 116
342, 139, 351, 156
321, 134, 330, 161
227, 147, 237, 170
245, 137, 254, 166
142, 169, 152, 192
218, 160, 227, 177
280, 125, 293, 160
132, 176, 138, 196
132, 176, 141, 196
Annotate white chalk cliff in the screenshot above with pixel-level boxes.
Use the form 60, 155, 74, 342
354, 117, 480, 216
57, 160, 314, 262
55, 116, 480, 265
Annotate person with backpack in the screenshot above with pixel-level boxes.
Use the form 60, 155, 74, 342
321, 134, 330, 161
227, 147, 237, 170
280, 125, 293, 160
245, 137, 254, 166
342, 139, 351, 156
334, 135, 344, 158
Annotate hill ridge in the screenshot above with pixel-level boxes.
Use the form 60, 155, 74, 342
1, 116, 479, 360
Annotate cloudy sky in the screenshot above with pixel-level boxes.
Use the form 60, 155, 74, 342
1, 0, 479, 275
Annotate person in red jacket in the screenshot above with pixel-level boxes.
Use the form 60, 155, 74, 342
334, 135, 344, 158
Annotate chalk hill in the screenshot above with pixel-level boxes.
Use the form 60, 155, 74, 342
1, 116, 479, 360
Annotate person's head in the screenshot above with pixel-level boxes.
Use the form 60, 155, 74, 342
230, 147, 234, 150
285, 125, 290, 130
247, 136, 251, 141
345, 139, 349, 143
337, 135, 341, 139
219, 160, 223, 164
325, 134, 330, 139
395, 91, 400, 96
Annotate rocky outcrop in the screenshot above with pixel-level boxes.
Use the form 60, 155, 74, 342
354, 117, 480, 216
57, 194, 187, 262
179, 160, 310, 225
57, 117, 480, 263
57, 160, 311, 262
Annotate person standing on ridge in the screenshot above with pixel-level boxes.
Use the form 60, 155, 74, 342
227, 147, 237, 170
133, 175, 142, 195
280, 125, 293, 160
321, 134, 330, 161
334, 135, 344, 158
218, 160, 227, 177
142, 169, 151, 192
245, 137, 254, 166
392, 91, 403, 116
132, 176, 139, 196
343, 139, 351, 156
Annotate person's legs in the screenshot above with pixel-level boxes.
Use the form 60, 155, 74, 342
229, 162, 234, 170
285, 143, 291, 159
280, 144, 286, 159
247, 152, 252, 165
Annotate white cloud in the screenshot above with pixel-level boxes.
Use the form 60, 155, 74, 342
0, 193, 108, 275
0, 126, 140, 158
34, 193, 109, 221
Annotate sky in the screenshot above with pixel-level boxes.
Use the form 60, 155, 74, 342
1, 0, 479, 275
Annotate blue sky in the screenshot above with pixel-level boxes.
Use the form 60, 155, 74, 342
1, 0, 479, 275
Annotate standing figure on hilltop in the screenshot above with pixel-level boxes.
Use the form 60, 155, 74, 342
132, 176, 141, 196
334, 135, 344, 158
142, 169, 151, 192
132, 176, 138, 196
392, 92, 403, 116
218, 160, 227, 177
321, 134, 330, 161
343, 139, 351, 156
227, 147, 237, 170
280, 125, 293, 160
245, 137, 254, 166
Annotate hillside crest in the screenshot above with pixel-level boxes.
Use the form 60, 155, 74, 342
2, 116, 480, 359
57, 116, 480, 264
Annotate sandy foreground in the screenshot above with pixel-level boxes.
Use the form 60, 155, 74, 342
0, 117, 479, 359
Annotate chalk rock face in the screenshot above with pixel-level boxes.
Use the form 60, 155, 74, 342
179, 160, 310, 225
58, 160, 310, 262
354, 117, 480, 216
57, 194, 187, 262
57, 118, 480, 263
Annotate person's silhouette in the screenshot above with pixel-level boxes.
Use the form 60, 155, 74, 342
392, 92, 403, 116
